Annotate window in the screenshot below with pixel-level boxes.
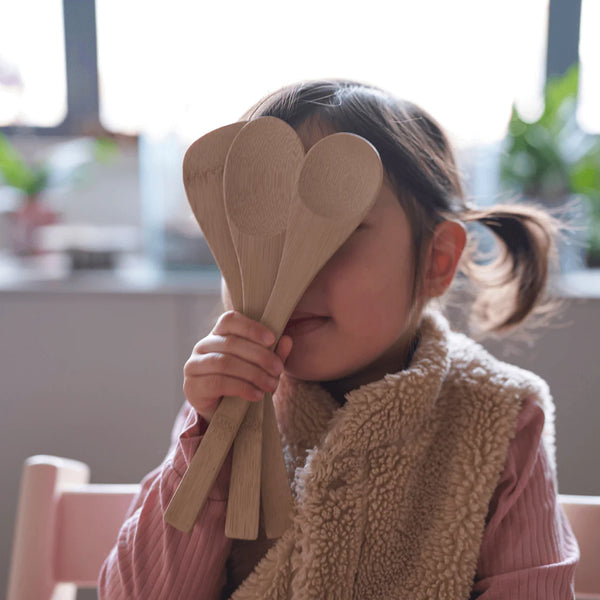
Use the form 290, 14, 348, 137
0, 0, 592, 271
94, 0, 549, 147
0, 0, 67, 127
0, 0, 586, 143
578, 0, 600, 133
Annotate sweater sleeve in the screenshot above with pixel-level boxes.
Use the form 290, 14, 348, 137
470, 395, 580, 599
98, 402, 233, 600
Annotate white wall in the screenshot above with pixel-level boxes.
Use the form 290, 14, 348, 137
0, 282, 220, 595
477, 297, 600, 495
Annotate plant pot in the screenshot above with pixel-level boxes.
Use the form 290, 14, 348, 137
8, 195, 59, 256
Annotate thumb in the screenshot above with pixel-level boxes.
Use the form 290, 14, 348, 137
276, 335, 293, 363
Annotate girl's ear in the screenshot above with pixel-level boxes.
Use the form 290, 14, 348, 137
423, 220, 466, 299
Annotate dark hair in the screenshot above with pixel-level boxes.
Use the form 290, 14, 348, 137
239, 78, 561, 335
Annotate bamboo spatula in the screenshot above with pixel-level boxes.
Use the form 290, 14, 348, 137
164, 122, 247, 534
222, 117, 304, 540
258, 131, 383, 537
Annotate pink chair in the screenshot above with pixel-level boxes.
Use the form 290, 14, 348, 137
559, 494, 600, 600
6, 456, 600, 599
7, 455, 140, 600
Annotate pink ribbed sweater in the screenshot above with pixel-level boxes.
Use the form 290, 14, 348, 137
99, 395, 578, 599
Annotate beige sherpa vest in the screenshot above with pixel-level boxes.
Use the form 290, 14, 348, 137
228, 310, 556, 600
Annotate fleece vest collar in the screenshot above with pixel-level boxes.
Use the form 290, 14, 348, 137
229, 310, 555, 600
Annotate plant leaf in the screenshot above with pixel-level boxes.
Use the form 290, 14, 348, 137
0, 133, 36, 193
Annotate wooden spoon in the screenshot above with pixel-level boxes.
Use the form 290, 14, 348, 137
223, 117, 304, 540
164, 122, 247, 534
260, 131, 383, 341
259, 131, 383, 537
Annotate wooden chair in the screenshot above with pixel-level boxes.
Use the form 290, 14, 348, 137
559, 494, 600, 600
7, 455, 140, 600
6, 456, 600, 599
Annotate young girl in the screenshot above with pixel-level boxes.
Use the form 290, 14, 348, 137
99, 79, 579, 599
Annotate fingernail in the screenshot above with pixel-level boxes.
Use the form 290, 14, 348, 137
263, 330, 275, 345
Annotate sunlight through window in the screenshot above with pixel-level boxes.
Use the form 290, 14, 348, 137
96, 0, 549, 147
578, 0, 599, 133
0, 0, 66, 127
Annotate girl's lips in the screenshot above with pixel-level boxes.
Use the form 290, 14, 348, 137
283, 316, 328, 336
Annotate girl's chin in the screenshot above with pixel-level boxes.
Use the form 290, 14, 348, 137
282, 355, 334, 383
282, 352, 351, 384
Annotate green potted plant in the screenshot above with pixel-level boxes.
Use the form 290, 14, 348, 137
499, 64, 600, 268
0, 134, 118, 256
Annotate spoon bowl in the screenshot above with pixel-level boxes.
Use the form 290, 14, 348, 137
182, 121, 247, 310
261, 132, 383, 337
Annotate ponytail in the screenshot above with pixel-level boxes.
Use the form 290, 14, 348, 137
458, 203, 562, 335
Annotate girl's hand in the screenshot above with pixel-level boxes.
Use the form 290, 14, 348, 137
183, 310, 293, 424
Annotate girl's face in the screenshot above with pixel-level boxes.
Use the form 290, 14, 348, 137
224, 119, 423, 393
282, 183, 418, 391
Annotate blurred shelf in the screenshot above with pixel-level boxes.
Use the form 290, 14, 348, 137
1, 252, 599, 299
0, 252, 222, 296
558, 269, 600, 299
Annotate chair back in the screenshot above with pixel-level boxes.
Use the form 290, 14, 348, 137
559, 494, 600, 600
7, 455, 139, 600
7, 457, 599, 599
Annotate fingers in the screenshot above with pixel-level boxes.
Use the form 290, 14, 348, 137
276, 335, 293, 363
184, 372, 267, 406
212, 310, 275, 346
194, 333, 283, 379
184, 352, 280, 395
207, 311, 287, 376
183, 312, 293, 420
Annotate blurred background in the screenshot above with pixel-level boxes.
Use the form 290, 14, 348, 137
1, 0, 599, 596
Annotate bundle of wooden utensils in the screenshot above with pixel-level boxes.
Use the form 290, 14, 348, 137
164, 116, 383, 540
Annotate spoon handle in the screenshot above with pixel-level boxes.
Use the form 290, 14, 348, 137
225, 396, 264, 539
261, 391, 293, 538
164, 395, 250, 533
